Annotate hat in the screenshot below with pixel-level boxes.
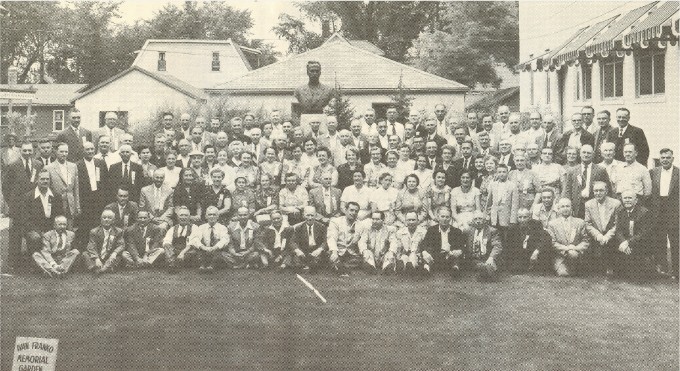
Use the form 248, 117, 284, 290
189, 149, 204, 157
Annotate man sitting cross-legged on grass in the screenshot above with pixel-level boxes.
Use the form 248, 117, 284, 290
223, 207, 262, 269
421, 207, 466, 276
393, 211, 427, 273
358, 211, 397, 273
547, 198, 590, 277
464, 211, 502, 280
122, 210, 165, 269
328, 202, 363, 275
505, 208, 553, 273
188, 206, 229, 273
83, 209, 125, 276
290, 206, 328, 272
33, 215, 80, 278
163, 206, 198, 273
255, 211, 294, 269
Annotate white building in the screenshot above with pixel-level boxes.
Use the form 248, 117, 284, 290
212, 33, 469, 119
519, 1, 679, 164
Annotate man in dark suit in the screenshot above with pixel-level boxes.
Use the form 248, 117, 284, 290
21, 171, 64, 268
422, 118, 448, 153
497, 139, 516, 170
592, 110, 615, 164
605, 107, 649, 166
536, 115, 561, 152
289, 206, 327, 271
83, 209, 125, 275
255, 211, 294, 269
614, 191, 653, 278
56, 110, 91, 162
75, 141, 108, 248
420, 206, 466, 275
649, 148, 679, 279
105, 144, 143, 203
554, 113, 595, 164
424, 140, 441, 169
452, 140, 477, 181
2, 142, 42, 271
505, 208, 553, 273
121, 210, 165, 268
561, 145, 610, 218
35, 139, 55, 167
464, 212, 503, 280
308, 174, 342, 224
149, 134, 169, 167
584, 181, 621, 275
104, 186, 139, 229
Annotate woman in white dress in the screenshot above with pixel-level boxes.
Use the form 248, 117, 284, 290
259, 147, 283, 186
450, 171, 481, 232
413, 155, 433, 191
370, 172, 399, 225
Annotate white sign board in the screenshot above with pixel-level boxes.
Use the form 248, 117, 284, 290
12, 337, 58, 371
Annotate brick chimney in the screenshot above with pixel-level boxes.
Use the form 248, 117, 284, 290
7, 66, 18, 85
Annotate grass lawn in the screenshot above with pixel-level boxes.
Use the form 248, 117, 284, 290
1, 267, 678, 371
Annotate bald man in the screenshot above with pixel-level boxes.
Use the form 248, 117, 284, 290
95, 111, 126, 152
83, 209, 125, 275
106, 144, 144, 203
33, 215, 80, 277
554, 113, 594, 165
547, 198, 589, 277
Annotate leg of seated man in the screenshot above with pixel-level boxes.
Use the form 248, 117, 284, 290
33, 252, 55, 276
553, 255, 574, 277
143, 248, 166, 266
57, 250, 80, 273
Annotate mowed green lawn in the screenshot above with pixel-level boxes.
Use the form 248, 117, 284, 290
1, 267, 678, 371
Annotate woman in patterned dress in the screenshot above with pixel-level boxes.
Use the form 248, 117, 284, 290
394, 174, 428, 227
230, 176, 257, 217
425, 170, 451, 226
259, 147, 282, 186
479, 155, 498, 211
308, 147, 338, 189
450, 171, 481, 232
370, 172, 399, 225
254, 173, 280, 217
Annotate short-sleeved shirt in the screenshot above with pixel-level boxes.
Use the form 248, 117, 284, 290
341, 185, 372, 211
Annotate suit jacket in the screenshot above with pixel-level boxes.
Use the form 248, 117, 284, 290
554, 130, 594, 164
497, 153, 516, 170
561, 163, 611, 217
256, 225, 293, 253
424, 134, 448, 154
35, 155, 56, 168
105, 201, 140, 229
547, 216, 589, 252
452, 156, 477, 187
45, 161, 80, 216
465, 225, 502, 261
86, 226, 125, 262
2, 158, 42, 216
433, 163, 458, 188
535, 129, 561, 151
56, 126, 92, 162
124, 223, 163, 261
358, 225, 396, 257
308, 187, 342, 220
76, 158, 108, 217
40, 229, 77, 265
485, 180, 520, 226
584, 197, 621, 241
614, 205, 651, 251
421, 224, 466, 256
105, 161, 144, 202
139, 184, 174, 225
22, 189, 64, 233
94, 126, 127, 152
650, 166, 679, 220
593, 125, 614, 163
291, 221, 328, 254
506, 220, 552, 252
605, 124, 649, 165
248, 141, 269, 164
227, 220, 259, 252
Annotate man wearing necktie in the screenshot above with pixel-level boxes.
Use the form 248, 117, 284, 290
561, 145, 610, 218
56, 109, 92, 162
464, 212, 502, 280
358, 211, 397, 272
291, 206, 328, 271
547, 198, 589, 277
32, 215, 80, 277
84, 209, 125, 275
163, 207, 197, 273
605, 108, 649, 165
104, 187, 139, 229
254, 211, 293, 269
224, 207, 262, 269
421, 207, 465, 276
308, 174, 342, 224
506, 208, 552, 273
105, 144, 144, 203
649, 149, 679, 280
328, 202, 363, 274
188, 206, 229, 272
584, 181, 621, 276
121, 210, 165, 268
614, 191, 653, 278
139, 169, 174, 232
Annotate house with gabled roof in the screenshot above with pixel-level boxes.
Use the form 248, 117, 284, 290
211, 33, 469, 119
519, 1, 679, 163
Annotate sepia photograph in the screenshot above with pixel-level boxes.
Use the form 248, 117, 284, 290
0, 0, 678, 370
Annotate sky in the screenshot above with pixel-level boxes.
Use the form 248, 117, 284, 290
116, 1, 657, 60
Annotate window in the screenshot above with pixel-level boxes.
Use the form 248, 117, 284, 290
601, 59, 623, 98
637, 52, 665, 96
575, 69, 581, 100
582, 64, 592, 100
212, 52, 220, 71
158, 52, 166, 71
53, 110, 65, 131
546, 72, 551, 104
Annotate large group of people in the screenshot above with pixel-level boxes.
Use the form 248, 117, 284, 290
1, 103, 677, 281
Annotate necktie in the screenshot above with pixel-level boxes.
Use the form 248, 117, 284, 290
391, 124, 396, 135
209, 226, 216, 247
179, 226, 185, 237
58, 233, 64, 251
102, 231, 110, 257
582, 165, 588, 190
619, 129, 624, 138
25, 160, 31, 178
241, 227, 247, 250
543, 133, 549, 148
123, 163, 129, 181
324, 190, 332, 214
463, 157, 469, 169
308, 225, 315, 247
43, 157, 50, 166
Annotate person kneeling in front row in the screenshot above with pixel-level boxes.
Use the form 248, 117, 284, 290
290, 206, 328, 272
393, 211, 427, 273
464, 211, 502, 281
33, 215, 80, 278
188, 206, 229, 273
122, 210, 165, 269
328, 202, 363, 275
358, 211, 397, 273
83, 209, 125, 275
547, 198, 589, 277
421, 207, 466, 276
223, 207, 262, 269
163, 206, 198, 273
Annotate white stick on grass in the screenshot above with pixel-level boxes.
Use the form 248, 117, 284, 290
296, 274, 327, 303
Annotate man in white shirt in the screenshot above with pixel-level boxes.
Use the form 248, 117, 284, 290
328, 202, 363, 275
188, 206, 230, 272
163, 206, 197, 273
493, 105, 511, 134
649, 148, 679, 279
93, 136, 121, 169
33, 215, 80, 277
359, 211, 397, 272
581, 106, 597, 135
616, 143, 652, 201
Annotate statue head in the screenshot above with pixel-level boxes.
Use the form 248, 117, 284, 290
307, 61, 321, 83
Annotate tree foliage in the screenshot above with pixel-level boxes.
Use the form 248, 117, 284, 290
408, 2, 519, 88
389, 73, 414, 122
272, 13, 325, 54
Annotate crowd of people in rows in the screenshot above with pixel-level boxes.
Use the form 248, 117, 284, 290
1, 104, 677, 281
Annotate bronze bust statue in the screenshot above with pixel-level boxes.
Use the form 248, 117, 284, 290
294, 61, 335, 114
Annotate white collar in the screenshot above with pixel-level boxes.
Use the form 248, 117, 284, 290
35, 188, 54, 198
662, 167, 673, 173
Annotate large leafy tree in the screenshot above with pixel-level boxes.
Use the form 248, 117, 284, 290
409, 2, 519, 88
